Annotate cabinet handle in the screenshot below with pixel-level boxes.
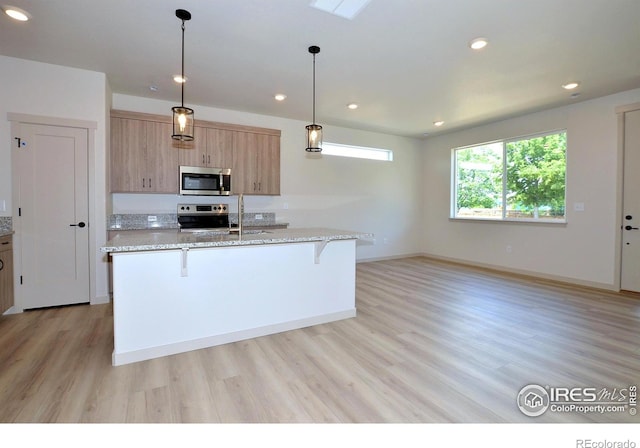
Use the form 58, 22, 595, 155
149, 178, 152, 189
0, 259, 3, 271
202, 154, 205, 165
142, 178, 145, 188
208, 155, 211, 165
258, 182, 261, 191
1, 241, 8, 245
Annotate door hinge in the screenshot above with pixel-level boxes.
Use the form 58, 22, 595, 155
20, 275, 23, 285
14, 137, 25, 149
18, 207, 21, 217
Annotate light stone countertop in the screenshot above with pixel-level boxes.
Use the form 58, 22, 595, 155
101, 227, 373, 253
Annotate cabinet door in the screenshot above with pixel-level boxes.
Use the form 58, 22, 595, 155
233, 132, 280, 195
256, 134, 280, 195
145, 121, 179, 193
233, 132, 259, 194
207, 128, 235, 169
110, 117, 146, 192
111, 118, 179, 193
0, 237, 13, 315
179, 126, 207, 167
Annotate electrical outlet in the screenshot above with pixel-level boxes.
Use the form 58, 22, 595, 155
283, 203, 289, 210
383, 237, 389, 244
574, 202, 585, 212
506, 245, 512, 253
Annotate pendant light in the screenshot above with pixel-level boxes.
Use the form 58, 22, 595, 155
306, 45, 322, 152
171, 9, 194, 141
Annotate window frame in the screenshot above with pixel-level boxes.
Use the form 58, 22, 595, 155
451, 129, 567, 224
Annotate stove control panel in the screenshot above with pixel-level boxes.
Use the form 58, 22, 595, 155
177, 204, 228, 215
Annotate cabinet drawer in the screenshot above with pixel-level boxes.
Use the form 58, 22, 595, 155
0, 235, 12, 250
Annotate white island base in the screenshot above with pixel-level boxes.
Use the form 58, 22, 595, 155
111, 239, 356, 366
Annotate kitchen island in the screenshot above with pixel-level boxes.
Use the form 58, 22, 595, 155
101, 228, 372, 366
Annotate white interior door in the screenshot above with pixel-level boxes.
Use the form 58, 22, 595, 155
621, 108, 640, 291
16, 123, 90, 309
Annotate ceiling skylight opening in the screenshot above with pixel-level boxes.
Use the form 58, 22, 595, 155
3, 5, 30, 21
469, 37, 488, 50
562, 82, 580, 90
310, 0, 372, 20
274, 94, 287, 101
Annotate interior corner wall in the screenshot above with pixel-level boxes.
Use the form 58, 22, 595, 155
110, 94, 424, 261
0, 55, 109, 303
422, 88, 640, 289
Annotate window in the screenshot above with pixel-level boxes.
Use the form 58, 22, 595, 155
322, 142, 393, 161
453, 131, 566, 221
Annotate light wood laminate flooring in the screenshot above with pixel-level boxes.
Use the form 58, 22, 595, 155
0, 257, 638, 423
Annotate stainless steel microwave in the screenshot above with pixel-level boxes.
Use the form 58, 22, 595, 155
179, 166, 232, 196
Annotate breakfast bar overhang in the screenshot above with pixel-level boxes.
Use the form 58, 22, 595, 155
101, 228, 372, 366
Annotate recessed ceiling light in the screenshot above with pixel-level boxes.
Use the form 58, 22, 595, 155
433, 120, 445, 127
274, 94, 287, 101
562, 82, 579, 90
173, 75, 187, 83
469, 37, 488, 50
3, 5, 30, 21
347, 103, 358, 110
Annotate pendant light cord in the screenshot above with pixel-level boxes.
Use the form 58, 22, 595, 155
312, 52, 316, 125
180, 20, 185, 108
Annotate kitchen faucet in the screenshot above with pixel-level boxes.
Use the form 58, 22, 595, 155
230, 193, 244, 237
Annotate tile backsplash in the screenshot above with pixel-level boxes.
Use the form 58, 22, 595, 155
108, 212, 281, 230
0, 217, 12, 233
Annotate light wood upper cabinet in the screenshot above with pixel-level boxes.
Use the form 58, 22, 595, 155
110, 116, 179, 193
111, 110, 280, 195
233, 132, 280, 195
178, 126, 207, 167
180, 127, 235, 169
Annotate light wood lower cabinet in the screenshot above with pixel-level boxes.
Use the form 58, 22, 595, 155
0, 235, 14, 315
110, 110, 281, 196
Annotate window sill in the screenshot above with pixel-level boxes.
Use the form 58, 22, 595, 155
450, 217, 567, 226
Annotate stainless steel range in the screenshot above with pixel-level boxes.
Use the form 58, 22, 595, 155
177, 203, 229, 232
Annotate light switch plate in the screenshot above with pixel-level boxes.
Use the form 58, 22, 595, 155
574, 202, 585, 212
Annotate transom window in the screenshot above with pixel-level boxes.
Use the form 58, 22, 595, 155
322, 142, 393, 161
452, 131, 567, 222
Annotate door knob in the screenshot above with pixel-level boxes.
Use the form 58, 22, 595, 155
70, 222, 86, 228
625, 225, 638, 230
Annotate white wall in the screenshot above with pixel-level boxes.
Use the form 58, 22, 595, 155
111, 94, 424, 260
422, 88, 640, 289
0, 55, 109, 303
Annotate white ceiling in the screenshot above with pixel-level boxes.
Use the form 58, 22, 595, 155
1, 0, 639, 138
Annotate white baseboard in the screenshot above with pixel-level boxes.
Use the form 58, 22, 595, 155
417, 253, 618, 292
357, 253, 424, 263
91, 295, 110, 305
